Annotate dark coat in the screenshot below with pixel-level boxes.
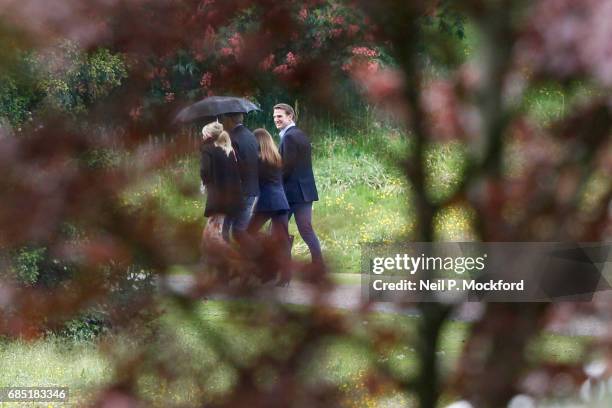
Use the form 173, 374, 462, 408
255, 160, 289, 212
200, 142, 243, 217
230, 124, 260, 197
280, 126, 319, 204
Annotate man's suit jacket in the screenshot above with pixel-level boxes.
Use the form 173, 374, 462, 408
280, 126, 318, 204
230, 124, 259, 197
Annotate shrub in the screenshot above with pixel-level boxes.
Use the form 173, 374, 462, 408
6, 238, 157, 340
60, 310, 110, 342
2, 42, 127, 124
11, 247, 46, 285
39, 44, 128, 114
83, 48, 128, 101
0, 77, 35, 126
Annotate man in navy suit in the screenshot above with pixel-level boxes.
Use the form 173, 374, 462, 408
220, 112, 259, 244
273, 103, 323, 266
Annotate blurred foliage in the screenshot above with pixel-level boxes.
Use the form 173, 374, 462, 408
0, 1, 610, 407
0, 1, 467, 130
60, 311, 110, 342
9, 247, 75, 289
38, 45, 127, 115
0, 77, 35, 126
0, 43, 127, 126
11, 246, 46, 285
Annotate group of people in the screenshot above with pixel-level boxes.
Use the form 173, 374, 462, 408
199, 103, 323, 284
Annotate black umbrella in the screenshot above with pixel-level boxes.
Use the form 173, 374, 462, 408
174, 96, 260, 123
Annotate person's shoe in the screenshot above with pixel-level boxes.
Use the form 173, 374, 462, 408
275, 278, 290, 288
276, 268, 292, 287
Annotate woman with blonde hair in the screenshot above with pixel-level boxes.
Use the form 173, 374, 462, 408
247, 128, 292, 284
200, 122, 242, 245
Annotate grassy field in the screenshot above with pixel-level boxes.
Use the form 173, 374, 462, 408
0, 300, 592, 407
122, 75, 599, 275
123, 116, 475, 274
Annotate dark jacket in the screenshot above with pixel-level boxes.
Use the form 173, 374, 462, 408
255, 160, 289, 212
280, 126, 319, 203
200, 142, 242, 217
230, 124, 259, 197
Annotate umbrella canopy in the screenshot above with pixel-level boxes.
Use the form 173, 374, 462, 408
174, 96, 260, 123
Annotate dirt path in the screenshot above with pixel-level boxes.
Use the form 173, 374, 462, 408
163, 274, 611, 337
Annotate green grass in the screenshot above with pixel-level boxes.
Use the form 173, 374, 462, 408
121, 120, 477, 273
0, 300, 593, 407
0, 336, 112, 406
119, 79, 600, 276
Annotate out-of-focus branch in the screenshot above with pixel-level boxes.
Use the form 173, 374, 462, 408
455, 2, 557, 406
355, 2, 456, 407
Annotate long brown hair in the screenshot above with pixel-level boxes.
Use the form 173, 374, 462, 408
253, 128, 282, 167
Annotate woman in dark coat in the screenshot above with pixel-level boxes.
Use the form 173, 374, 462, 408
247, 128, 292, 284
200, 122, 242, 245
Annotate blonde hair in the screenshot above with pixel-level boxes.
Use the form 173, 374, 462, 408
253, 128, 282, 167
203, 122, 233, 156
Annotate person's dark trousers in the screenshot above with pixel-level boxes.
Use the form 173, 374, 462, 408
288, 202, 323, 265
248, 211, 292, 282
223, 195, 258, 246
248, 211, 291, 248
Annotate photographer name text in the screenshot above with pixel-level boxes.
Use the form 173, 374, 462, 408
371, 278, 524, 292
